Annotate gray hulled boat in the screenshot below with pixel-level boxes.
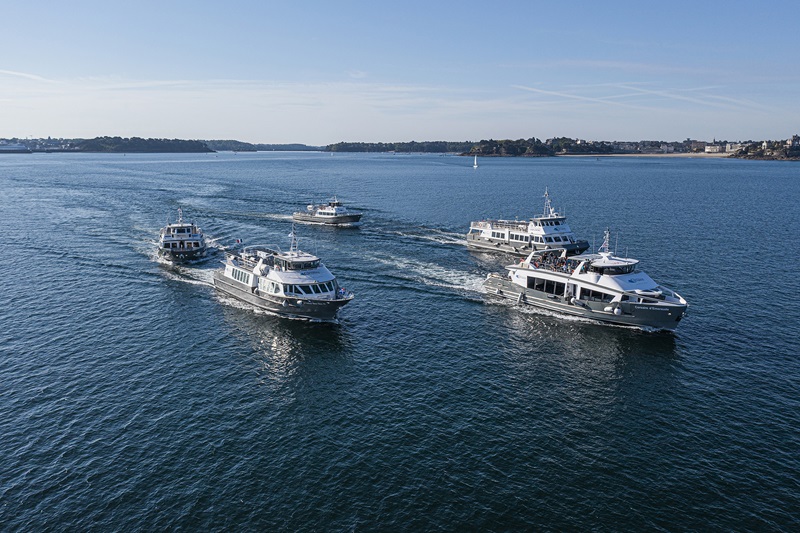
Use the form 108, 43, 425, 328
467, 189, 589, 257
212, 233, 353, 321
158, 208, 207, 262
484, 229, 687, 331
293, 197, 362, 226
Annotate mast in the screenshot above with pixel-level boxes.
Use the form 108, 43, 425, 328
542, 188, 555, 217
598, 228, 611, 254
288, 223, 299, 254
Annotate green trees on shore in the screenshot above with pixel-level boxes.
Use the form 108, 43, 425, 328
326, 141, 475, 153
77, 137, 213, 153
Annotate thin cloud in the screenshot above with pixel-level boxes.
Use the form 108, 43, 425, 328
0, 69, 56, 83
512, 84, 654, 110
614, 84, 764, 110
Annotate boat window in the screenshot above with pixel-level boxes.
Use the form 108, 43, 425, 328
592, 264, 635, 275
545, 237, 554, 243
231, 268, 251, 285
286, 260, 320, 271
583, 289, 614, 302
527, 277, 546, 292
544, 280, 566, 295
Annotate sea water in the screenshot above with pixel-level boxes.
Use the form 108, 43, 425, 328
1, 152, 798, 530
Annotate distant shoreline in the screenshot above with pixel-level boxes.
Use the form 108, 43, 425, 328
558, 152, 730, 158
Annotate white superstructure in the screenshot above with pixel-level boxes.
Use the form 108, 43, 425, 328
484, 229, 687, 330
213, 232, 353, 321
158, 208, 207, 262
293, 197, 362, 225
467, 189, 589, 256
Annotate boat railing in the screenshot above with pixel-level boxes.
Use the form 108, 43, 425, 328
471, 219, 529, 231
161, 232, 203, 240
519, 252, 582, 275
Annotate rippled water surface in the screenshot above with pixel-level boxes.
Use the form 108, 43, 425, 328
1, 152, 799, 530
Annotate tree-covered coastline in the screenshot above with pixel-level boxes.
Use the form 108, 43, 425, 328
3, 135, 798, 159
77, 137, 213, 153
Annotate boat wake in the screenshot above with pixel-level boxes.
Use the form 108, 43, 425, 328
255, 213, 294, 222
388, 228, 465, 246
364, 251, 485, 295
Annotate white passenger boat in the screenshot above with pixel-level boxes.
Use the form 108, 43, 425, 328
158, 208, 207, 262
467, 189, 589, 256
293, 197, 362, 225
484, 229, 687, 331
212, 232, 354, 321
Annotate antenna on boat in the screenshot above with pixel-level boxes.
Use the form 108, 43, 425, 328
542, 187, 550, 216
599, 228, 611, 254
288, 222, 299, 253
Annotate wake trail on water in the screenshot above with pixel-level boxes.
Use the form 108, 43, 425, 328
388, 228, 466, 246
361, 250, 485, 295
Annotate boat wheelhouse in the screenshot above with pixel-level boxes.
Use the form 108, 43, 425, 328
467, 189, 589, 257
212, 233, 353, 321
158, 208, 207, 262
293, 197, 362, 225
484, 229, 687, 331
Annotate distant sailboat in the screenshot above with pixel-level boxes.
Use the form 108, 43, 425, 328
473, 155, 478, 169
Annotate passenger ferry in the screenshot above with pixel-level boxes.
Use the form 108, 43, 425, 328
484, 229, 687, 331
212, 233, 354, 321
158, 208, 207, 262
293, 197, 362, 225
467, 189, 588, 256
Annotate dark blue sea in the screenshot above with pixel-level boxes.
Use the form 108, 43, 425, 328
1, 152, 799, 531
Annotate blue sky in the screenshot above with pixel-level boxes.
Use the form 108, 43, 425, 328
1, 1, 798, 144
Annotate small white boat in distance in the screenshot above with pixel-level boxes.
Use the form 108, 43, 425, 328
473, 155, 478, 168
293, 197, 362, 226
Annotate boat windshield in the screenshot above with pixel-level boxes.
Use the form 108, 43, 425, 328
278, 258, 320, 270
589, 264, 636, 275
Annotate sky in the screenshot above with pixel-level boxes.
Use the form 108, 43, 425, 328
1, 0, 798, 145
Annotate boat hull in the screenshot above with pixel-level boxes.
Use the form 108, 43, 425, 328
484, 275, 686, 331
158, 246, 207, 263
213, 271, 351, 321
292, 212, 362, 225
467, 233, 589, 256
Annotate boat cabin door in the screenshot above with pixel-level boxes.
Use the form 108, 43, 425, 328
566, 283, 577, 299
